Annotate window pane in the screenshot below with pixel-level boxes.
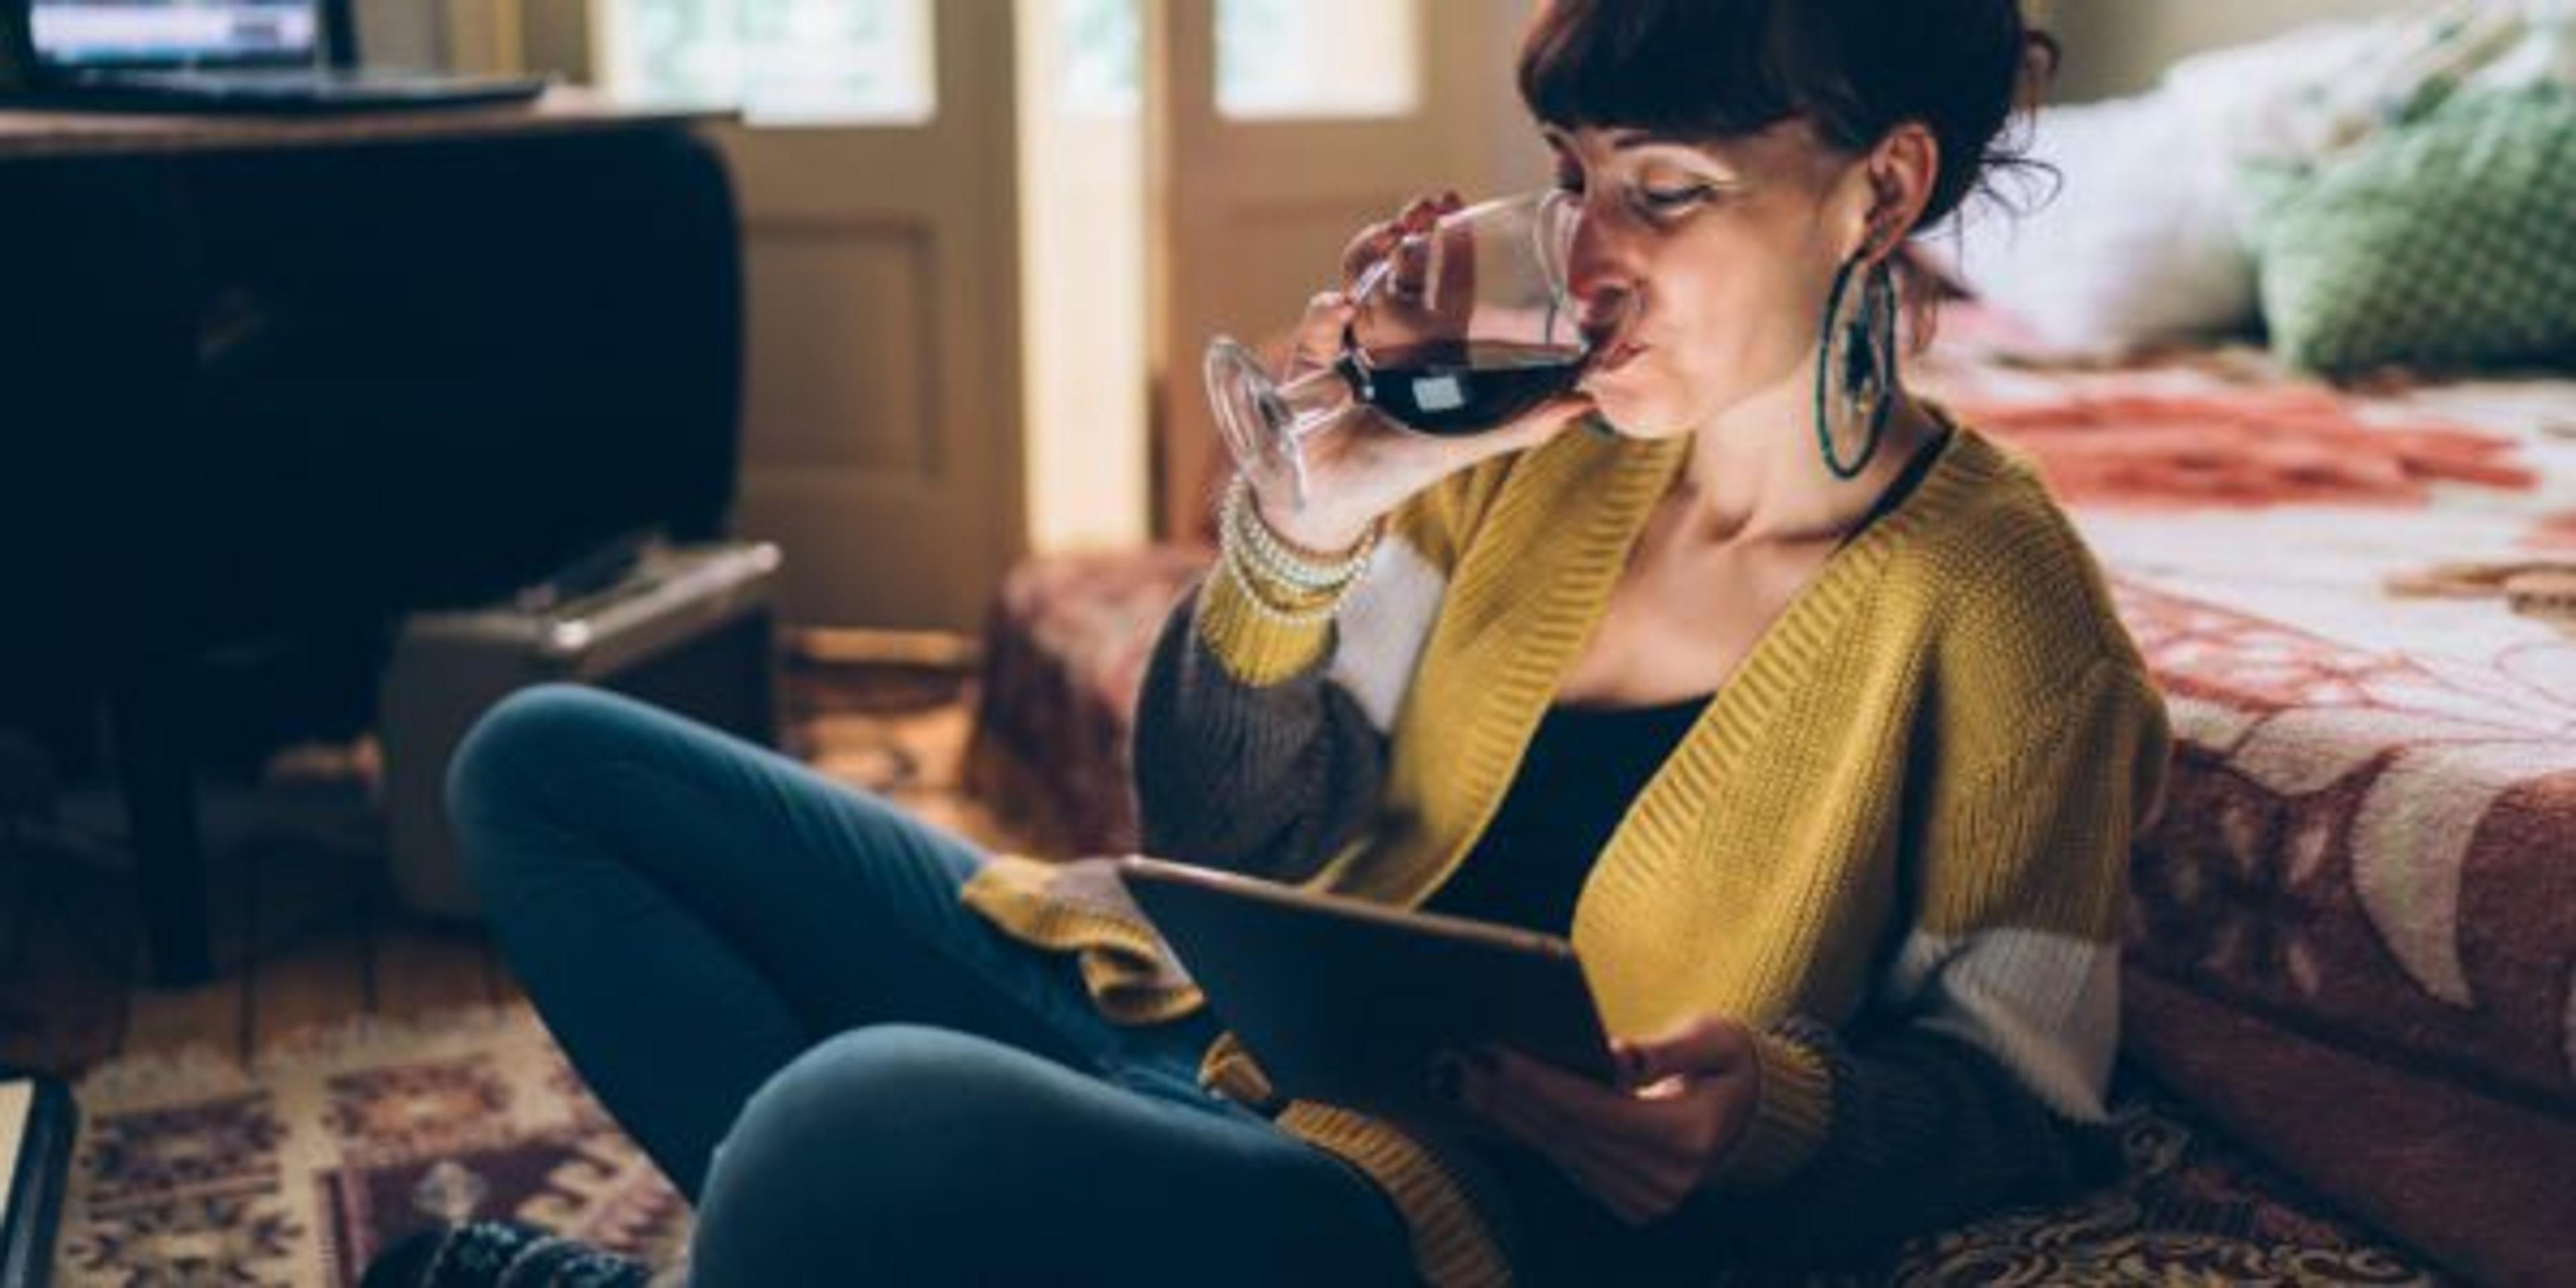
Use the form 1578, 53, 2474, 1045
602, 0, 936, 127
1217, 0, 1417, 120
1051, 0, 1140, 118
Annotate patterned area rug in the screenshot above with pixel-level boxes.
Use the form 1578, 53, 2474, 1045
59, 1006, 685, 1286
52, 660, 2454, 1285
55, 1008, 2449, 1287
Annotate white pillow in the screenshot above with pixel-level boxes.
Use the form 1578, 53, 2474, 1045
2161, 17, 2393, 167
2163, 2, 2569, 170
1918, 89, 2255, 357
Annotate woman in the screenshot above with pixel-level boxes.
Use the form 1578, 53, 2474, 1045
380, 1, 2168, 1284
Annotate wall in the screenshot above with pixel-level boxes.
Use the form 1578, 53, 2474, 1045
427, 0, 592, 78
352, 0, 445, 66
431, 0, 522, 75
1487, 0, 1550, 193
2046, 0, 2416, 102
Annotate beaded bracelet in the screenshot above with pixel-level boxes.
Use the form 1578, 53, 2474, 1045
1217, 539, 1346, 626
1222, 474, 1381, 592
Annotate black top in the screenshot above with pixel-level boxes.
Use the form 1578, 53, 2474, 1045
1419, 428, 1953, 936
1419, 695, 1711, 935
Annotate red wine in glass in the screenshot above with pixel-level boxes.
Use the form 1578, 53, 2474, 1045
1341, 339, 1589, 437
1204, 191, 1620, 510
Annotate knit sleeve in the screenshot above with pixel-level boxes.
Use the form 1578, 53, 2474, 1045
1690, 656, 2171, 1265
1132, 466, 1501, 882
1130, 580, 1389, 883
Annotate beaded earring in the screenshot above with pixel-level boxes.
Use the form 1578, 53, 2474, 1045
1812, 252, 1901, 481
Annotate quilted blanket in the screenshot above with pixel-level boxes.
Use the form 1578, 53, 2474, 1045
1915, 329, 2576, 1285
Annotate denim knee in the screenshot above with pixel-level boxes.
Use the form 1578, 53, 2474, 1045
445, 684, 637, 883
692, 1025, 1055, 1279
447, 684, 606, 814
706, 1023, 1022, 1199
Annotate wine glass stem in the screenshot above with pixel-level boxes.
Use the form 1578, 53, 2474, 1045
1269, 363, 1358, 508
1273, 363, 1356, 445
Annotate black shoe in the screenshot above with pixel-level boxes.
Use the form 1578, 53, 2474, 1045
359, 1220, 654, 1288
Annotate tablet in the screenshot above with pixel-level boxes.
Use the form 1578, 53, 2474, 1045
1117, 856, 1618, 1125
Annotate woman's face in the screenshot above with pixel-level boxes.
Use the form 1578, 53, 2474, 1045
1550, 119, 1869, 440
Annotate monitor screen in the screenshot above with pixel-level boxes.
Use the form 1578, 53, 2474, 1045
31, 0, 319, 68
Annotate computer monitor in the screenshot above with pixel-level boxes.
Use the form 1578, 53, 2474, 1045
29, 0, 321, 70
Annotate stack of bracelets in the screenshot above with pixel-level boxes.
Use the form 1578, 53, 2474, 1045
1217, 474, 1384, 625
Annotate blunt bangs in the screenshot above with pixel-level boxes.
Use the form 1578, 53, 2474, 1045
1516, 0, 1861, 147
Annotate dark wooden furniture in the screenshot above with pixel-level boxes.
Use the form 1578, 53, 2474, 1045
0, 91, 744, 985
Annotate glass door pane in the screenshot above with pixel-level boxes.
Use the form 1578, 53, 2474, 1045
1051, 0, 1140, 116
596, 0, 936, 126
1216, 0, 1418, 120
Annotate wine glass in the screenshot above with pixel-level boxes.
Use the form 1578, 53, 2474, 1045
1203, 190, 1616, 511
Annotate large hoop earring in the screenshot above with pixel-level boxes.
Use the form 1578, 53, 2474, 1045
1813, 253, 1900, 481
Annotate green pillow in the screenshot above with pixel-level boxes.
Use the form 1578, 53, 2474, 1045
2250, 85, 2576, 376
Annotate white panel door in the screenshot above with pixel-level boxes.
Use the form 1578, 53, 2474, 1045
594, 0, 1028, 630
1147, 0, 1538, 537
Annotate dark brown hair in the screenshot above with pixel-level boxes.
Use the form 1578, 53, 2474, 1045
1517, 0, 2058, 235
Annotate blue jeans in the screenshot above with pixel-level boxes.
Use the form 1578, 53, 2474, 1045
448, 684, 1413, 1287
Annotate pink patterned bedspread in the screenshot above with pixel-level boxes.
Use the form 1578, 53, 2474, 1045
1917, 325, 2576, 1282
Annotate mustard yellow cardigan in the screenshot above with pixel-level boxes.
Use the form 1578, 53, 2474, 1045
963, 421, 2171, 1284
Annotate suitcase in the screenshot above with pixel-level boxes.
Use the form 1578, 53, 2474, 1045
380, 540, 782, 918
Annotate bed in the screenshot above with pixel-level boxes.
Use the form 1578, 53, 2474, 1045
1917, 315, 2576, 1285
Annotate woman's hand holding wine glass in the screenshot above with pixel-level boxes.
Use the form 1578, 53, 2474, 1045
1212, 191, 1624, 559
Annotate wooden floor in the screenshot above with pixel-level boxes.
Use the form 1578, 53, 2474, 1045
0, 771, 527, 1078
0, 641, 985, 1079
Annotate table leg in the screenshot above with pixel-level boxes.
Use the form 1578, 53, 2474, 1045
107, 661, 212, 987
